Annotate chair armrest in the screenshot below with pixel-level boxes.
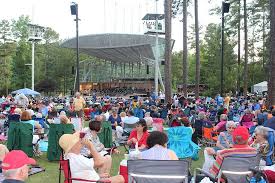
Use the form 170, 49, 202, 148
70, 178, 111, 183
194, 168, 216, 182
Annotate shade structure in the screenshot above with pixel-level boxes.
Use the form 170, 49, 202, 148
61, 33, 168, 64
11, 88, 40, 96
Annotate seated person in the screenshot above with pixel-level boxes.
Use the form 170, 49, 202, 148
202, 126, 257, 177
2, 150, 36, 183
0, 144, 9, 173
59, 115, 72, 125
59, 133, 124, 183
8, 108, 21, 122
140, 131, 178, 160
240, 109, 255, 129
81, 120, 112, 175
144, 112, 153, 127
213, 114, 228, 132
35, 113, 48, 128
205, 121, 236, 155
250, 126, 270, 165
127, 119, 149, 150
20, 111, 42, 132
264, 108, 275, 130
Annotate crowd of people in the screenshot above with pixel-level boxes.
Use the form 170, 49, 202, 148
0, 91, 274, 182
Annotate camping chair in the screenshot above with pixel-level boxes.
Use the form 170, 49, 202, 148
47, 123, 74, 161
127, 159, 190, 183
167, 126, 200, 160
59, 154, 111, 183
266, 129, 275, 166
123, 123, 136, 136
194, 154, 260, 183
70, 117, 83, 131
199, 127, 218, 147
7, 122, 34, 157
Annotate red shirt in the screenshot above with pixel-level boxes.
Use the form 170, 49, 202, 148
128, 129, 149, 147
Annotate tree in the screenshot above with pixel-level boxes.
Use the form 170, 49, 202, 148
0, 19, 15, 95
243, 0, 248, 96
164, 0, 173, 103
194, 0, 200, 99
172, 0, 190, 97
269, 0, 275, 106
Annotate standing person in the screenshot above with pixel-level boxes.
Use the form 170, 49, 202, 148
1, 150, 37, 183
224, 94, 230, 110
73, 92, 86, 119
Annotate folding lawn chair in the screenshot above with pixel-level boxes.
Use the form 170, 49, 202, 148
199, 127, 218, 147
7, 122, 34, 157
59, 154, 111, 183
266, 129, 275, 166
194, 154, 260, 183
167, 126, 200, 160
47, 123, 74, 161
127, 159, 190, 183
70, 117, 83, 131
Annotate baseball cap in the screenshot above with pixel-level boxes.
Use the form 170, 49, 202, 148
2, 150, 36, 170
232, 126, 249, 142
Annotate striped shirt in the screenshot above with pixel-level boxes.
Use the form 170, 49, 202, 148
210, 145, 257, 177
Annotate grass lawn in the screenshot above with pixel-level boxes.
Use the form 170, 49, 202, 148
26, 146, 205, 183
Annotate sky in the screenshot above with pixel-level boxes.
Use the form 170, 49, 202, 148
0, 0, 221, 51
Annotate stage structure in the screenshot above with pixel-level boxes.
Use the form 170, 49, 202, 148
62, 34, 173, 94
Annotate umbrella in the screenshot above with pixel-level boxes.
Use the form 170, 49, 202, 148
11, 88, 40, 96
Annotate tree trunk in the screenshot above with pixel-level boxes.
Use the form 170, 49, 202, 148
182, 0, 188, 97
243, 0, 248, 96
237, 0, 241, 96
194, 0, 200, 99
164, 0, 172, 104
269, 0, 275, 106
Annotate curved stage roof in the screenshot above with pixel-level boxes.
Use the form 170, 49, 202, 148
61, 33, 167, 63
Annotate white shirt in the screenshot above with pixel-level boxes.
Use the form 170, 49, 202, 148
66, 153, 100, 183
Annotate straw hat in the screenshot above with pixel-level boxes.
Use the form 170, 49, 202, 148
59, 132, 80, 154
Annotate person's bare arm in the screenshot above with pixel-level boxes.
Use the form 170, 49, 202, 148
82, 139, 104, 168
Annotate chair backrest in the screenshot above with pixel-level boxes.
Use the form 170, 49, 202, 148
7, 122, 33, 157
202, 127, 215, 141
124, 123, 136, 133
266, 129, 275, 166
220, 154, 260, 183
127, 159, 189, 183
70, 117, 82, 131
47, 124, 74, 161
168, 126, 200, 159
98, 121, 112, 148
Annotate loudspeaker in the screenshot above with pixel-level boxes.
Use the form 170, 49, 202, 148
146, 65, 149, 74
161, 60, 165, 65
222, 2, 230, 13
70, 4, 77, 15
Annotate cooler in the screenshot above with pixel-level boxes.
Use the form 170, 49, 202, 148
119, 159, 128, 183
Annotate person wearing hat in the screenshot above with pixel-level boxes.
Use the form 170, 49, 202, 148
1, 150, 36, 183
59, 132, 124, 183
208, 126, 257, 177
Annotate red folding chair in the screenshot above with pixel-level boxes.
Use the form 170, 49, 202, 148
59, 155, 111, 183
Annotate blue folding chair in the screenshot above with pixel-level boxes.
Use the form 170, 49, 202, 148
167, 126, 200, 160
266, 129, 275, 166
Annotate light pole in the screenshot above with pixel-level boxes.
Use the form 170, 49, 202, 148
28, 24, 44, 90
221, 1, 230, 96
71, 2, 80, 93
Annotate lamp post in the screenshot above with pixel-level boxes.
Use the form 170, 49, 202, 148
71, 2, 80, 93
28, 24, 45, 91
221, 1, 230, 96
